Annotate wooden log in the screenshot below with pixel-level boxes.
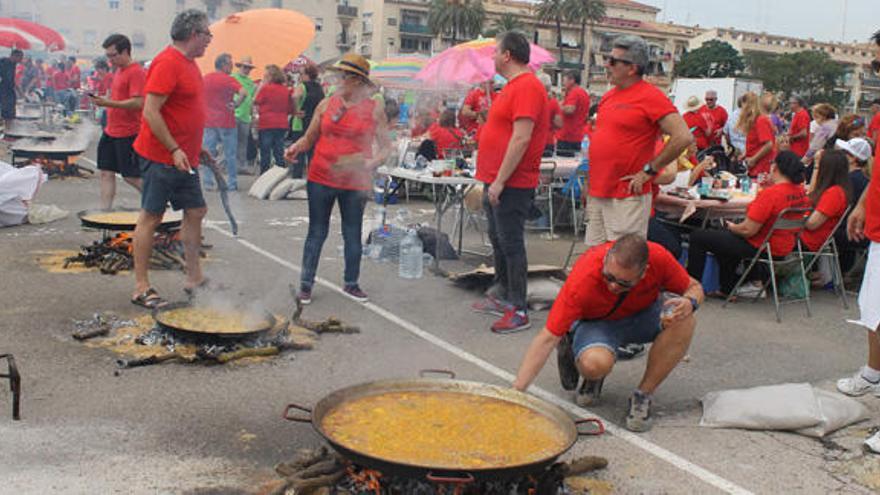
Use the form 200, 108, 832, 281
215, 346, 279, 364
560, 456, 608, 476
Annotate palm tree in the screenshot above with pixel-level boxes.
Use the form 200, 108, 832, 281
534, 0, 567, 65
484, 13, 526, 37
428, 0, 486, 46
567, 0, 606, 76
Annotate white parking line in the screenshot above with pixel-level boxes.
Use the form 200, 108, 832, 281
206, 223, 753, 495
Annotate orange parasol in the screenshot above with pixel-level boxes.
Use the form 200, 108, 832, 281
197, 8, 315, 81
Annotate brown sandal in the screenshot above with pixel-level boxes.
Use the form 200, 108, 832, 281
131, 288, 168, 309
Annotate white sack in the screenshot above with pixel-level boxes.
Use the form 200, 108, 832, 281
0, 163, 46, 227
248, 166, 289, 199
794, 389, 870, 438
700, 383, 823, 430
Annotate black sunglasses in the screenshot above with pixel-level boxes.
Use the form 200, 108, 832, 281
602, 253, 644, 289
604, 55, 633, 66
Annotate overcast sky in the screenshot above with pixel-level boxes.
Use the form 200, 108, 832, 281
637, 0, 878, 44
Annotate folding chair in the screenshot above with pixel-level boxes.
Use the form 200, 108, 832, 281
0, 354, 20, 420
554, 162, 588, 239
562, 167, 592, 271
528, 161, 558, 237
800, 205, 851, 309
723, 207, 813, 323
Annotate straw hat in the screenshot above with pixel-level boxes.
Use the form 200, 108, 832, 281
684, 96, 701, 112
331, 53, 371, 80
235, 55, 255, 68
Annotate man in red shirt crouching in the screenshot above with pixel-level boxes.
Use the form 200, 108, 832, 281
471, 31, 549, 333
513, 234, 704, 432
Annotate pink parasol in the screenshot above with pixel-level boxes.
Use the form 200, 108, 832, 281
415, 38, 554, 87
0, 18, 65, 51
0, 30, 31, 50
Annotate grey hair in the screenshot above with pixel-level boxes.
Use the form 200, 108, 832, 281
214, 53, 232, 70
705, 90, 717, 97
170, 9, 208, 42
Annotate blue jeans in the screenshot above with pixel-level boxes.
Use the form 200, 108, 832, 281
258, 128, 287, 174
201, 127, 238, 190
300, 181, 367, 291
572, 300, 663, 360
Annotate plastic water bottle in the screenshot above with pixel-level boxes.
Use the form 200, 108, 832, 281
579, 134, 590, 169
399, 229, 423, 279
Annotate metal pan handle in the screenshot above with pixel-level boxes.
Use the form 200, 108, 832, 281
419, 369, 456, 379
426, 472, 475, 484
575, 417, 605, 436
282, 403, 313, 423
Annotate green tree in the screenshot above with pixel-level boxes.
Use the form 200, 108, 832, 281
566, 0, 606, 76
674, 40, 745, 78
534, 0, 567, 65
483, 13, 526, 37
745, 50, 848, 107
428, 0, 486, 46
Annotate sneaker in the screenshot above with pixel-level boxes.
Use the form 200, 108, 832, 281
836, 369, 880, 397
616, 343, 646, 360
625, 390, 654, 432
343, 285, 369, 303
575, 377, 604, 407
734, 281, 765, 298
472, 296, 508, 316
490, 309, 531, 334
297, 289, 312, 305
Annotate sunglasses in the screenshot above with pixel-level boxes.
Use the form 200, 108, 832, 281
705, 97, 717, 101
604, 55, 633, 66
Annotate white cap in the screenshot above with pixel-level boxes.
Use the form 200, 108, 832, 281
835, 138, 872, 161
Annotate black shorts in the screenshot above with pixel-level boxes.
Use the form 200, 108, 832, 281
97, 134, 140, 177
138, 154, 206, 214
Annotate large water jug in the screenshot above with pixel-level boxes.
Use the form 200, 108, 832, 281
398, 229, 423, 279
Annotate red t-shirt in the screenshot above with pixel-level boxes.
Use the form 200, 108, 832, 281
788, 109, 811, 158
475, 72, 548, 189
558, 85, 590, 143
309, 95, 378, 191
864, 140, 880, 243
868, 112, 880, 144
745, 115, 777, 177
428, 123, 464, 159
203, 71, 241, 129
51, 70, 68, 91
134, 46, 206, 168
545, 242, 691, 336
105, 63, 145, 138
698, 104, 728, 146
546, 98, 561, 146
745, 182, 810, 255
683, 110, 710, 150
67, 65, 81, 89
801, 185, 847, 251
254, 83, 291, 130
460, 87, 494, 135
589, 80, 677, 199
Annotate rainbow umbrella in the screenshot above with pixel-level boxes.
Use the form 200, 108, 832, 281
197, 9, 315, 80
371, 54, 429, 89
415, 38, 554, 87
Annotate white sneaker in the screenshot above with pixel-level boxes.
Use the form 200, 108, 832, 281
836, 369, 880, 397
734, 281, 765, 298
865, 431, 880, 454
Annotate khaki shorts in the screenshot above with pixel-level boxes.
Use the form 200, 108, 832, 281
585, 194, 651, 247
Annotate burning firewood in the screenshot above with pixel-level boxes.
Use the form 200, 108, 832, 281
290, 293, 361, 335
270, 448, 346, 495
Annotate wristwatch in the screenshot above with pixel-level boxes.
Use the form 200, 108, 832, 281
642, 163, 658, 176
688, 297, 700, 312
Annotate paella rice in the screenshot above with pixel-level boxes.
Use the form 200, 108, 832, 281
321, 391, 569, 469
82, 210, 182, 226
157, 307, 270, 334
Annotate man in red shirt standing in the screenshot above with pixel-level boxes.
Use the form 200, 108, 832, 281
787, 96, 810, 158
682, 96, 710, 151
697, 90, 727, 147
130, 9, 213, 309
837, 29, 880, 454
556, 70, 590, 156
201, 53, 245, 191
459, 80, 494, 138
867, 98, 880, 144
471, 31, 549, 333
539, 73, 563, 157
90, 34, 146, 209
586, 35, 692, 247
514, 234, 704, 432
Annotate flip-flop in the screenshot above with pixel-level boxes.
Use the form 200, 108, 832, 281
131, 288, 168, 309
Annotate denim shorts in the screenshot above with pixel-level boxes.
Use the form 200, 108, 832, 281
139, 155, 206, 214
572, 300, 663, 360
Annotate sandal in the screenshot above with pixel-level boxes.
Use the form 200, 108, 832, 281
183, 277, 227, 297
131, 288, 168, 309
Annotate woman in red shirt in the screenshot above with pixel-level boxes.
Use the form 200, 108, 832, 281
686, 151, 810, 297
802, 149, 851, 252
427, 109, 464, 159
284, 54, 391, 304
254, 65, 292, 174
737, 92, 776, 178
